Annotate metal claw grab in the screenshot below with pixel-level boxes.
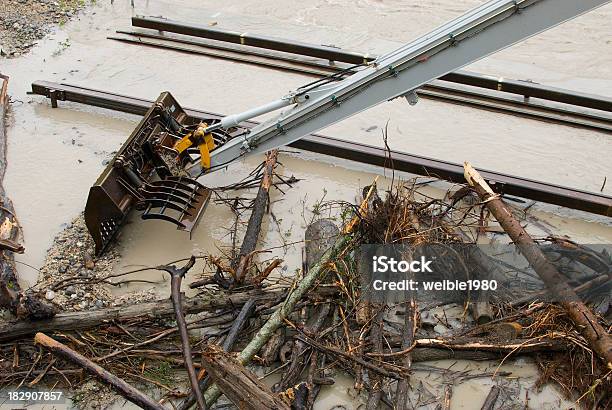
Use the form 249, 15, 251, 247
84, 93, 243, 254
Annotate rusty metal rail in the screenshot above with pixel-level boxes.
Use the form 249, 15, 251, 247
109, 30, 612, 133
131, 16, 372, 65
30, 80, 612, 217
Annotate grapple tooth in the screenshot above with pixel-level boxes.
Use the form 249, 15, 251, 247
140, 198, 194, 214
140, 188, 195, 209
179, 184, 211, 234
139, 176, 211, 233
141, 212, 187, 229
142, 184, 192, 200
163, 175, 205, 188
148, 178, 204, 195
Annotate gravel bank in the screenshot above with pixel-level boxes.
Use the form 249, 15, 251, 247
0, 0, 90, 57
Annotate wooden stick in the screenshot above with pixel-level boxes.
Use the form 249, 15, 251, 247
0, 73, 17, 312
371, 336, 567, 355
157, 257, 206, 409
298, 334, 403, 379
464, 162, 612, 368
395, 297, 417, 410
441, 384, 453, 410
34, 333, 164, 410
480, 385, 500, 410
365, 308, 384, 410
234, 149, 279, 283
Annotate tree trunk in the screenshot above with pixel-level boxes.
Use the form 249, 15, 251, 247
0, 289, 280, 342
234, 150, 278, 283
464, 162, 612, 368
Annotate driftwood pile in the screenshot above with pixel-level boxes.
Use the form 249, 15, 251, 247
0, 121, 610, 409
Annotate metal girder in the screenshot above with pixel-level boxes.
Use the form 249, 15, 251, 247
29, 81, 612, 217
207, 0, 610, 167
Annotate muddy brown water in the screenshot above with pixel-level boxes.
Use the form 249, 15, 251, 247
1, 0, 611, 408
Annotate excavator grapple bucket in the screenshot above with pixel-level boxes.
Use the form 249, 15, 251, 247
84, 92, 238, 255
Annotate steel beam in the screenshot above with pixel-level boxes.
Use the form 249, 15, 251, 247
30, 81, 612, 217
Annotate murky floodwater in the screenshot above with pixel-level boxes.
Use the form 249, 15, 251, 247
1, 0, 611, 408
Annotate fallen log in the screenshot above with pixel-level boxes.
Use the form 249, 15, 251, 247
234, 149, 278, 283
200, 344, 289, 410
0, 74, 54, 321
260, 328, 286, 366
0, 289, 281, 342
464, 162, 612, 368
34, 332, 164, 410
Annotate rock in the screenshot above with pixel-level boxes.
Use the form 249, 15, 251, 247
492, 322, 523, 341
65, 285, 76, 295
84, 252, 95, 269
95, 300, 104, 308
448, 318, 464, 330
70, 293, 77, 300
433, 324, 450, 335
45, 290, 56, 300
420, 311, 438, 327
58, 264, 68, 273
80, 300, 88, 308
